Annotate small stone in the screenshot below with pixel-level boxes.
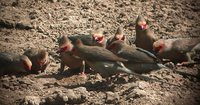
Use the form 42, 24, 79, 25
2, 83, 10, 89
73, 87, 89, 103
126, 89, 147, 99
116, 75, 129, 83
134, 89, 147, 96
137, 81, 150, 89
62, 95, 68, 102
45, 95, 56, 104
50, 0, 57, 3
11, 75, 16, 79
105, 91, 119, 104
164, 62, 175, 69
65, 89, 77, 103
22, 96, 41, 105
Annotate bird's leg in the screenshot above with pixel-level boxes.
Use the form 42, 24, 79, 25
79, 60, 87, 79
177, 52, 196, 66
59, 62, 65, 74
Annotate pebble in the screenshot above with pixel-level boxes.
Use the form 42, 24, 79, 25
22, 96, 41, 105
105, 91, 119, 104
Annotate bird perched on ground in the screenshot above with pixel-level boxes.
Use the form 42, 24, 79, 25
71, 39, 163, 81
134, 15, 157, 53
23, 48, 50, 74
68, 28, 107, 48
71, 39, 135, 78
107, 40, 165, 74
107, 27, 131, 46
57, 35, 83, 74
0, 52, 32, 76
153, 38, 200, 65
57, 28, 107, 76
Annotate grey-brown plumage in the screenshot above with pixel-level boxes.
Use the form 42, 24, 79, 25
153, 38, 200, 64
107, 27, 130, 46
71, 39, 179, 85
57, 28, 107, 74
72, 39, 161, 78
57, 35, 83, 73
23, 48, 49, 74
134, 15, 157, 53
68, 28, 107, 48
107, 40, 165, 74
0, 52, 32, 75
72, 39, 136, 77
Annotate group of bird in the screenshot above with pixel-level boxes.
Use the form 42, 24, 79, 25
1, 15, 200, 83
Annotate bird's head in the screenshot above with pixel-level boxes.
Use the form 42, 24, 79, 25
153, 39, 165, 53
36, 50, 49, 67
20, 55, 32, 71
107, 40, 124, 53
92, 28, 105, 44
71, 39, 83, 56
136, 15, 148, 30
57, 35, 73, 53
114, 27, 125, 41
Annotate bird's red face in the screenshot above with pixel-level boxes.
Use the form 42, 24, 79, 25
57, 46, 68, 53
138, 20, 148, 30
92, 34, 104, 44
23, 60, 32, 71
153, 40, 164, 53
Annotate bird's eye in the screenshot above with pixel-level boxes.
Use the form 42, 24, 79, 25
121, 36, 125, 40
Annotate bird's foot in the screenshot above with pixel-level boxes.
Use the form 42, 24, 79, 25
79, 72, 87, 80
177, 61, 195, 67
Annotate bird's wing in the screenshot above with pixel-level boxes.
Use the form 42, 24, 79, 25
117, 47, 159, 63
69, 34, 93, 46
172, 38, 200, 53
0, 52, 15, 67
78, 46, 127, 62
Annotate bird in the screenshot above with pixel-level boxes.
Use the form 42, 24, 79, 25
153, 38, 200, 65
57, 28, 107, 76
71, 39, 130, 78
68, 28, 107, 48
107, 27, 130, 46
0, 52, 32, 76
57, 35, 83, 74
71, 39, 182, 86
134, 15, 157, 53
23, 48, 50, 74
107, 40, 165, 74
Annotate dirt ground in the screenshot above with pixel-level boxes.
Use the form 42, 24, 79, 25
0, 0, 200, 105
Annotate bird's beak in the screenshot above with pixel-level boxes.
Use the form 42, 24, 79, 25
29, 65, 32, 71
141, 24, 147, 30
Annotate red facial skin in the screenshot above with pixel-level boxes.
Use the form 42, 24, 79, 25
140, 24, 148, 30
23, 61, 32, 71
92, 35, 104, 44
153, 43, 164, 53
138, 20, 148, 30
56, 46, 68, 53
